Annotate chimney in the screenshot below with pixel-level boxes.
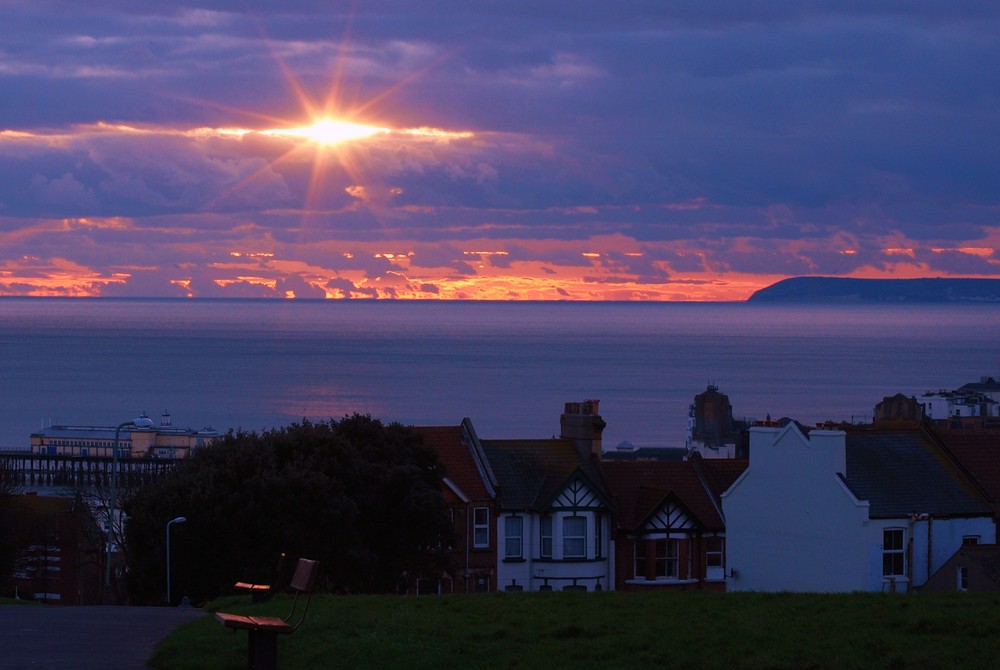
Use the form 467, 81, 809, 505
560, 399, 606, 457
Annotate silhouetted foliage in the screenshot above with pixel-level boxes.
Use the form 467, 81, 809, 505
124, 415, 454, 604
0, 459, 21, 583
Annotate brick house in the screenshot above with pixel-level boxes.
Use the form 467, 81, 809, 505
2, 493, 104, 604
413, 420, 498, 594
602, 455, 745, 591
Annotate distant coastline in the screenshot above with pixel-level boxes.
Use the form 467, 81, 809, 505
749, 277, 1000, 303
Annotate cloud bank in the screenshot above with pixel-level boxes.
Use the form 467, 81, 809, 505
0, 2, 997, 299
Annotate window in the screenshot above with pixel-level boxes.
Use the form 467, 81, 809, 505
563, 516, 586, 558
963, 536, 980, 546
706, 537, 724, 569
882, 528, 905, 577
504, 516, 523, 558
634, 539, 680, 580
540, 515, 552, 558
594, 516, 602, 558
634, 542, 647, 579
473, 507, 489, 548
957, 566, 969, 592
654, 539, 679, 579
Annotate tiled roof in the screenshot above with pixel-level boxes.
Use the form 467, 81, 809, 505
845, 428, 991, 518
480, 438, 604, 511
959, 378, 1000, 393
601, 460, 728, 531
697, 457, 749, 497
414, 425, 492, 501
936, 429, 1000, 504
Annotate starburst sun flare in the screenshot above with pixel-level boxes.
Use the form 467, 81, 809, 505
260, 118, 390, 145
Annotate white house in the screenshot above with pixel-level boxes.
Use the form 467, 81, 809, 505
922, 390, 998, 420
492, 471, 613, 592
479, 400, 614, 592
723, 423, 994, 592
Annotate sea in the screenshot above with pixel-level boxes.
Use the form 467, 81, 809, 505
0, 298, 998, 452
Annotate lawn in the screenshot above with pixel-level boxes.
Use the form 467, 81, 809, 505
150, 591, 1000, 670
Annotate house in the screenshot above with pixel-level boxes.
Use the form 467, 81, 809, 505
723, 423, 995, 592
412, 421, 498, 594
958, 377, 1000, 405
934, 429, 1000, 515
922, 389, 998, 424
921, 543, 1000, 592
1, 493, 104, 604
479, 400, 614, 592
602, 455, 746, 591
874, 393, 925, 423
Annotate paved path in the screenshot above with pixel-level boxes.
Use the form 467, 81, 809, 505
0, 605, 205, 669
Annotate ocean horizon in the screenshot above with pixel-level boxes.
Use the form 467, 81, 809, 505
1, 298, 997, 452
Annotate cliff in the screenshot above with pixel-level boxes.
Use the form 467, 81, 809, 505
748, 277, 1000, 303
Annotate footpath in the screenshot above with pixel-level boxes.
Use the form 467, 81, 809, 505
0, 605, 204, 669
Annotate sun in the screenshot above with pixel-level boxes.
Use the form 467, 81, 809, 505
262, 118, 390, 145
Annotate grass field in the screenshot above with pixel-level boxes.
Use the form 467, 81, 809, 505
150, 591, 1000, 670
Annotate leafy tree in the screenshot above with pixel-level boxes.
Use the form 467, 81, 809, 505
123, 415, 454, 604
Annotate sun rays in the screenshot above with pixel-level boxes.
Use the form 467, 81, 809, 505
260, 118, 390, 145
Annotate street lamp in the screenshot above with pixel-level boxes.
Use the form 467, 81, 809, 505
103, 414, 155, 604
166, 516, 187, 605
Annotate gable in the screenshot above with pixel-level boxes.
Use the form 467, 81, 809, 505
644, 498, 697, 532
546, 474, 611, 511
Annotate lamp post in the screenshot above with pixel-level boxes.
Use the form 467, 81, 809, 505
103, 415, 154, 604
166, 516, 187, 605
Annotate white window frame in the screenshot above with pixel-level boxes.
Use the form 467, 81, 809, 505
473, 507, 490, 548
504, 516, 523, 558
706, 536, 724, 579
562, 516, 587, 559
540, 515, 553, 558
882, 528, 905, 577
957, 566, 969, 592
633, 541, 647, 579
654, 539, 679, 579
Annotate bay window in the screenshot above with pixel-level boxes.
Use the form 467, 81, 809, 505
563, 516, 586, 558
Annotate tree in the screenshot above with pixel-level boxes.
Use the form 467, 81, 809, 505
123, 415, 454, 604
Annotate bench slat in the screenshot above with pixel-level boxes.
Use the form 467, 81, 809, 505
215, 612, 256, 630
215, 612, 294, 634
217, 557, 318, 670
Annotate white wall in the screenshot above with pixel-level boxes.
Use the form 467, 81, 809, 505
908, 516, 996, 589
495, 511, 612, 591
723, 425, 873, 592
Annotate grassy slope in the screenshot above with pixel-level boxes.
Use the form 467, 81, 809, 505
151, 591, 1000, 670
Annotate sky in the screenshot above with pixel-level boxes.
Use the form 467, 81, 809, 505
0, 2, 998, 301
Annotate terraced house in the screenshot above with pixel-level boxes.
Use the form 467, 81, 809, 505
723, 422, 996, 592
603, 456, 745, 591
422, 400, 746, 592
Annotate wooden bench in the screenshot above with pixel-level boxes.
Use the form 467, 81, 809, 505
216, 557, 320, 670
234, 552, 287, 603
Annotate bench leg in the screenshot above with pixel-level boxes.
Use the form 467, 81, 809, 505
247, 630, 279, 670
